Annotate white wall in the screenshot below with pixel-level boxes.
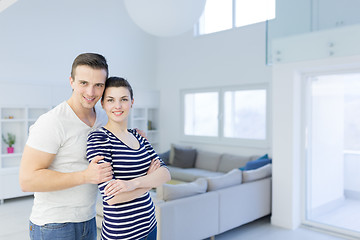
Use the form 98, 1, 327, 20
0, 0, 158, 103
156, 23, 272, 155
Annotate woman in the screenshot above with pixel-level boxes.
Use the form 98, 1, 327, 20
86, 77, 171, 240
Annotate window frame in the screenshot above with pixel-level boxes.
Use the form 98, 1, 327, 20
181, 84, 270, 148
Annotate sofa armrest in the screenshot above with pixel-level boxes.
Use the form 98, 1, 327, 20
155, 191, 219, 240
217, 177, 272, 233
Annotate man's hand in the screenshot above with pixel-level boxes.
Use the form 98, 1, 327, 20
104, 179, 137, 196
135, 128, 147, 139
84, 156, 113, 184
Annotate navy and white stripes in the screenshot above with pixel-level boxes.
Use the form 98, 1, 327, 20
87, 127, 164, 240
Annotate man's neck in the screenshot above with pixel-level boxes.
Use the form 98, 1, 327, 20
67, 98, 96, 127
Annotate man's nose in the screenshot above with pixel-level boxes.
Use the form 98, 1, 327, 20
86, 86, 95, 96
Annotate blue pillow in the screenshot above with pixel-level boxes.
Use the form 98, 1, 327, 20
257, 154, 268, 160
240, 154, 271, 171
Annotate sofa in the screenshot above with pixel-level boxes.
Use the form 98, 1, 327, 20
96, 144, 272, 240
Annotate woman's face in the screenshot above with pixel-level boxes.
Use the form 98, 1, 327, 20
101, 86, 134, 124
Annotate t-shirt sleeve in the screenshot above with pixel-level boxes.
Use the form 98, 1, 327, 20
26, 113, 63, 154
130, 129, 167, 168
86, 130, 114, 202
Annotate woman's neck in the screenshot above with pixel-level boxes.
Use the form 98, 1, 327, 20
104, 120, 128, 134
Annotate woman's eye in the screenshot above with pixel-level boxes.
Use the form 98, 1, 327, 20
122, 99, 128, 101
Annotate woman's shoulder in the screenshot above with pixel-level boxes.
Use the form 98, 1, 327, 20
128, 128, 144, 140
88, 127, 109, 141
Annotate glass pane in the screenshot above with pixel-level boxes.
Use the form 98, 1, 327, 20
344, 76, 360, 151
198, 0, 233, 35
184, 92, 218, 136
306, 73, 360, 237
236, 0, 276, 27
224, 89, 266, 139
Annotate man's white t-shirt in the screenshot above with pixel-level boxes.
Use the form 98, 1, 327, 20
26, 101, 108, 225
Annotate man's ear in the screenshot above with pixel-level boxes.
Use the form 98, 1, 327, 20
69, 77, 75, 89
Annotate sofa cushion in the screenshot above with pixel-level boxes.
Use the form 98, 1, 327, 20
168, 166, 224, 182
169, 144, 193, 165
158, 150, 170, 165
172, 147, 197, 168
156, 178, 207, 201
218, 154, 250, 173
206, 168, 242, 191
242, 163, 272, 183
195, 150, 222, 172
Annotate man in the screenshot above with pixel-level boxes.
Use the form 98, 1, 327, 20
19, 53, 113, 240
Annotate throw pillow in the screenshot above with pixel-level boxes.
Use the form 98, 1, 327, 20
206, 168, 242, 191
158, 150, 170, 165
242, 163, 272, 183
240, 154, 272, 171
172, 146, 197, 168
156, 178, 207, 201
169, 144, 193, 165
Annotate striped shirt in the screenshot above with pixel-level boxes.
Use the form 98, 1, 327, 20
87, 127, 165, 240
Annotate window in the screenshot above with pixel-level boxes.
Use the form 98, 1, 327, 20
198, 0, 233, 35
224, 89, 266, 139
184, 92, 219, 137
197, 0, 276, 35
182, 86, 268, 147
235, 0, 276, 27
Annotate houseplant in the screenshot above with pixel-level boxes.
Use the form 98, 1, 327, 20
2, 133, 16, 153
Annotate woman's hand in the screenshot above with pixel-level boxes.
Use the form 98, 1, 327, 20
147, 159, 161, 175
105, 159, 161, 196
104, 179, 136, 196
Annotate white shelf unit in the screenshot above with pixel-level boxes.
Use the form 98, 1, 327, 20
129, 107, 159, 150
0, 106, 50, 203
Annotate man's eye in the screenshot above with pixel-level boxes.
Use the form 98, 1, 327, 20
122, 99, 128, 101
80, 82, 87, 85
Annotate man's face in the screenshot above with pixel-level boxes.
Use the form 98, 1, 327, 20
70, 65, 107, 109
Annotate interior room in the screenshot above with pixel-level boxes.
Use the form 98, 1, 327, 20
1, 0, 359, 239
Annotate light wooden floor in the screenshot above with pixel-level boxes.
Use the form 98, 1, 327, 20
0, 195, 353, 240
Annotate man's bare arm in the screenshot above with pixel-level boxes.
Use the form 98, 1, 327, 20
19, 145, 113, 192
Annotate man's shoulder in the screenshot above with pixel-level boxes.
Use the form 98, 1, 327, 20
40, 102, 67, 118
34, 103, 63, 124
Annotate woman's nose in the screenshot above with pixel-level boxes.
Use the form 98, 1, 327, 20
115, 101, 122, 108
